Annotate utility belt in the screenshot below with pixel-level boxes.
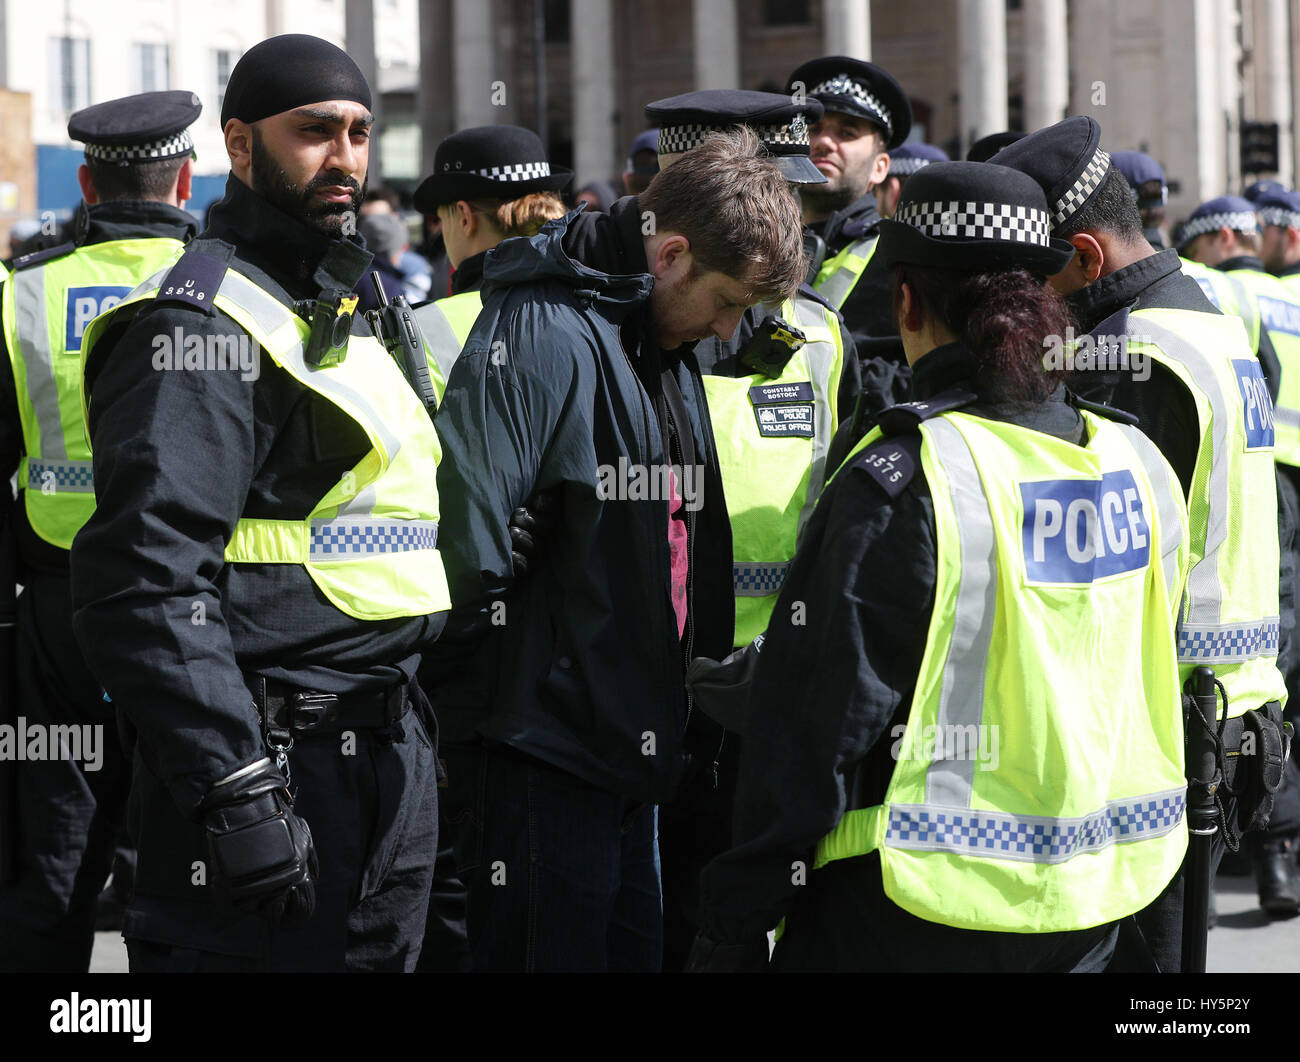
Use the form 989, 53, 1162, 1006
244, 675, 409, 740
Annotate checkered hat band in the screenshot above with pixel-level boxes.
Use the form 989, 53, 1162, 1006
1051, 147, 1110, 226
890, 158, 931, 177
468, 161, 552, 182
810, 75, 892, 138
84, 129, 194, 163
894, 199, 1052, 245
657, 124, 730, 155
1261, 206, 1300, 230
1181, 209, 1260, 241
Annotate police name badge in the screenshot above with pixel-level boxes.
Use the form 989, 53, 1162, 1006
747, 381, 815, 438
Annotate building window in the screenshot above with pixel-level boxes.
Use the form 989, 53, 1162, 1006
762, 0, 811, 25
133, 42, 170, 94
544, 0, 571, 43
50, 36, 91, 113
214, 48, 238, 116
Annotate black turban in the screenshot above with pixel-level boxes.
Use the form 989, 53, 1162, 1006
220, 34, 372, 129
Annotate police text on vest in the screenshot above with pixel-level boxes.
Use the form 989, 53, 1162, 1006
1021, 469, 1151, 583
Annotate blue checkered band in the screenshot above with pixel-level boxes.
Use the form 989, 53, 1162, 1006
27, 459, 95, 492
894, 200, 1052, 245
84, 129, 195, 165
1177, 618, 1280, 662
1181, 209, 1259, 242
809, 75, 892, 140
733, 562, 789, 596
1261, 205, 1300, 231
889, 157, 931, 178
885, 790, 1186, 864
309, 519, 439, 557
1052, 147, 1110, 227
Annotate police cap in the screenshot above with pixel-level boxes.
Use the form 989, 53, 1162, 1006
644, 90, 826, 184
1259, 189, 1300, 232
626, 129, 660, 175
877, 160, 1074, 274
413, 125, 572, 214
68, 90, 201, 166
1180, 196, 1260, 246
989, 116, 1111, 232
1110, 150, 1167, 209
1244, 178, 1288, 205
966, 131, 1024, 163
785, 56, 911, 150
888, 142, 949, 179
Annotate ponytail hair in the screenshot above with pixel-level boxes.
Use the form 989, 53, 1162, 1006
466, 191, 568, 240
893, 265, 1070, 403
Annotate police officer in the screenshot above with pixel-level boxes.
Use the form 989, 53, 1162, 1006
875, 142, 948, 220
0, 91, 201, 972
689, 161, 1191, 972
70, 34, 448, 972
994, 117, 1289, 970
1111, 150, 1170, 249
639, 88, 857, 969
410, 125, 570, 394
785, 57, 912, 364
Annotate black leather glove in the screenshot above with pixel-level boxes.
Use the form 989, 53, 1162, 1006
509, 491, 558, 577
685, 636, 764, 737
200, 757, 318, 928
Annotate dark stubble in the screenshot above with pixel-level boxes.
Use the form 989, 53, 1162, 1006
250, 126, 366, 237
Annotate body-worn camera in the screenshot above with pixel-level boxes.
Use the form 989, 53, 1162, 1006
299, 288, 359, 367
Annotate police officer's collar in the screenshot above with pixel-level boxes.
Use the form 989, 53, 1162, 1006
206, 173, 372, 300
77, 199, 198, 248
450, 249, 487, 294
818, 192, 881, 249
1216, 254, 1266, 275
909, 341, 979, 400
1277, 258, 1300, 278
1066, 247, 1183, 333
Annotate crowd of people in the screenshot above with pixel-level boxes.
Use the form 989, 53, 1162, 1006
0, 31, 1297, 974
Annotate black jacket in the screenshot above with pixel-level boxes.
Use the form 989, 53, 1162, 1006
0, 201, 199, 574
428, 205, 734, 804
72, 175, 443, 820
698, 342, 1088, 947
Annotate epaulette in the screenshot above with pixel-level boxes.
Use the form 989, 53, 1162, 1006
12, 241, 76, 271
795, 282, 843, 321
154, 238, 235, 316
1067, 391, 1140, 426
849, 389, 977, 500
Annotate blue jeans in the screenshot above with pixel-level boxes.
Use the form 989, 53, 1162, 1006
442, 742, 662, 972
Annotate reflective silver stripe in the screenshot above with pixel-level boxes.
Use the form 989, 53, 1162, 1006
1131, 316, 1232, 627
884, 788, 1186, 864
309, 516, 439, 558
788, 294, 837, 538
816, 236, 877, 308
922, 418, 997, 809
733, 562, 788, 596
214, 271, 403, 522
1115, 423, 1185, 603
12, 266, 67, 460
26, 458, 94, 493
1277, 407, 1300, 428
1226, 274, 1260, 346
411, 300, 461, 384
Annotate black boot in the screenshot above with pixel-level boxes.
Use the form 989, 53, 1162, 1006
1254, 837, 1300, 917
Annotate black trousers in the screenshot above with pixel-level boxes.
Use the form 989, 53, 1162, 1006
771, 853, 1118, 973
123, 700, 438, 973
0, 573, 130, 972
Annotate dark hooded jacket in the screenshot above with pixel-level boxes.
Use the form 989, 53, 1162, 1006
429, 207, 734, 804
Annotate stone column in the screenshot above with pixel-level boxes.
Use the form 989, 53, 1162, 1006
959, 0, 1008, 150
693, 0, 739, 91
1023, 0, 1068, 132
823, 0, 870, 61
417, 0, 454, 179
453, 0, 497, 128
572, 0, 617, 185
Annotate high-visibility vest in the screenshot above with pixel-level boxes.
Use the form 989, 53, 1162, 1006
702, 294, 845, 646
3, 237, 186, 548
813, 235, 878, 309
81, 258, 451, 621
821, 408, 1190, 933
1226, 267, 1300, 467
1180, 257, 1262, 352
412, 289, 481, 401
1123, 308, 1285, 714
